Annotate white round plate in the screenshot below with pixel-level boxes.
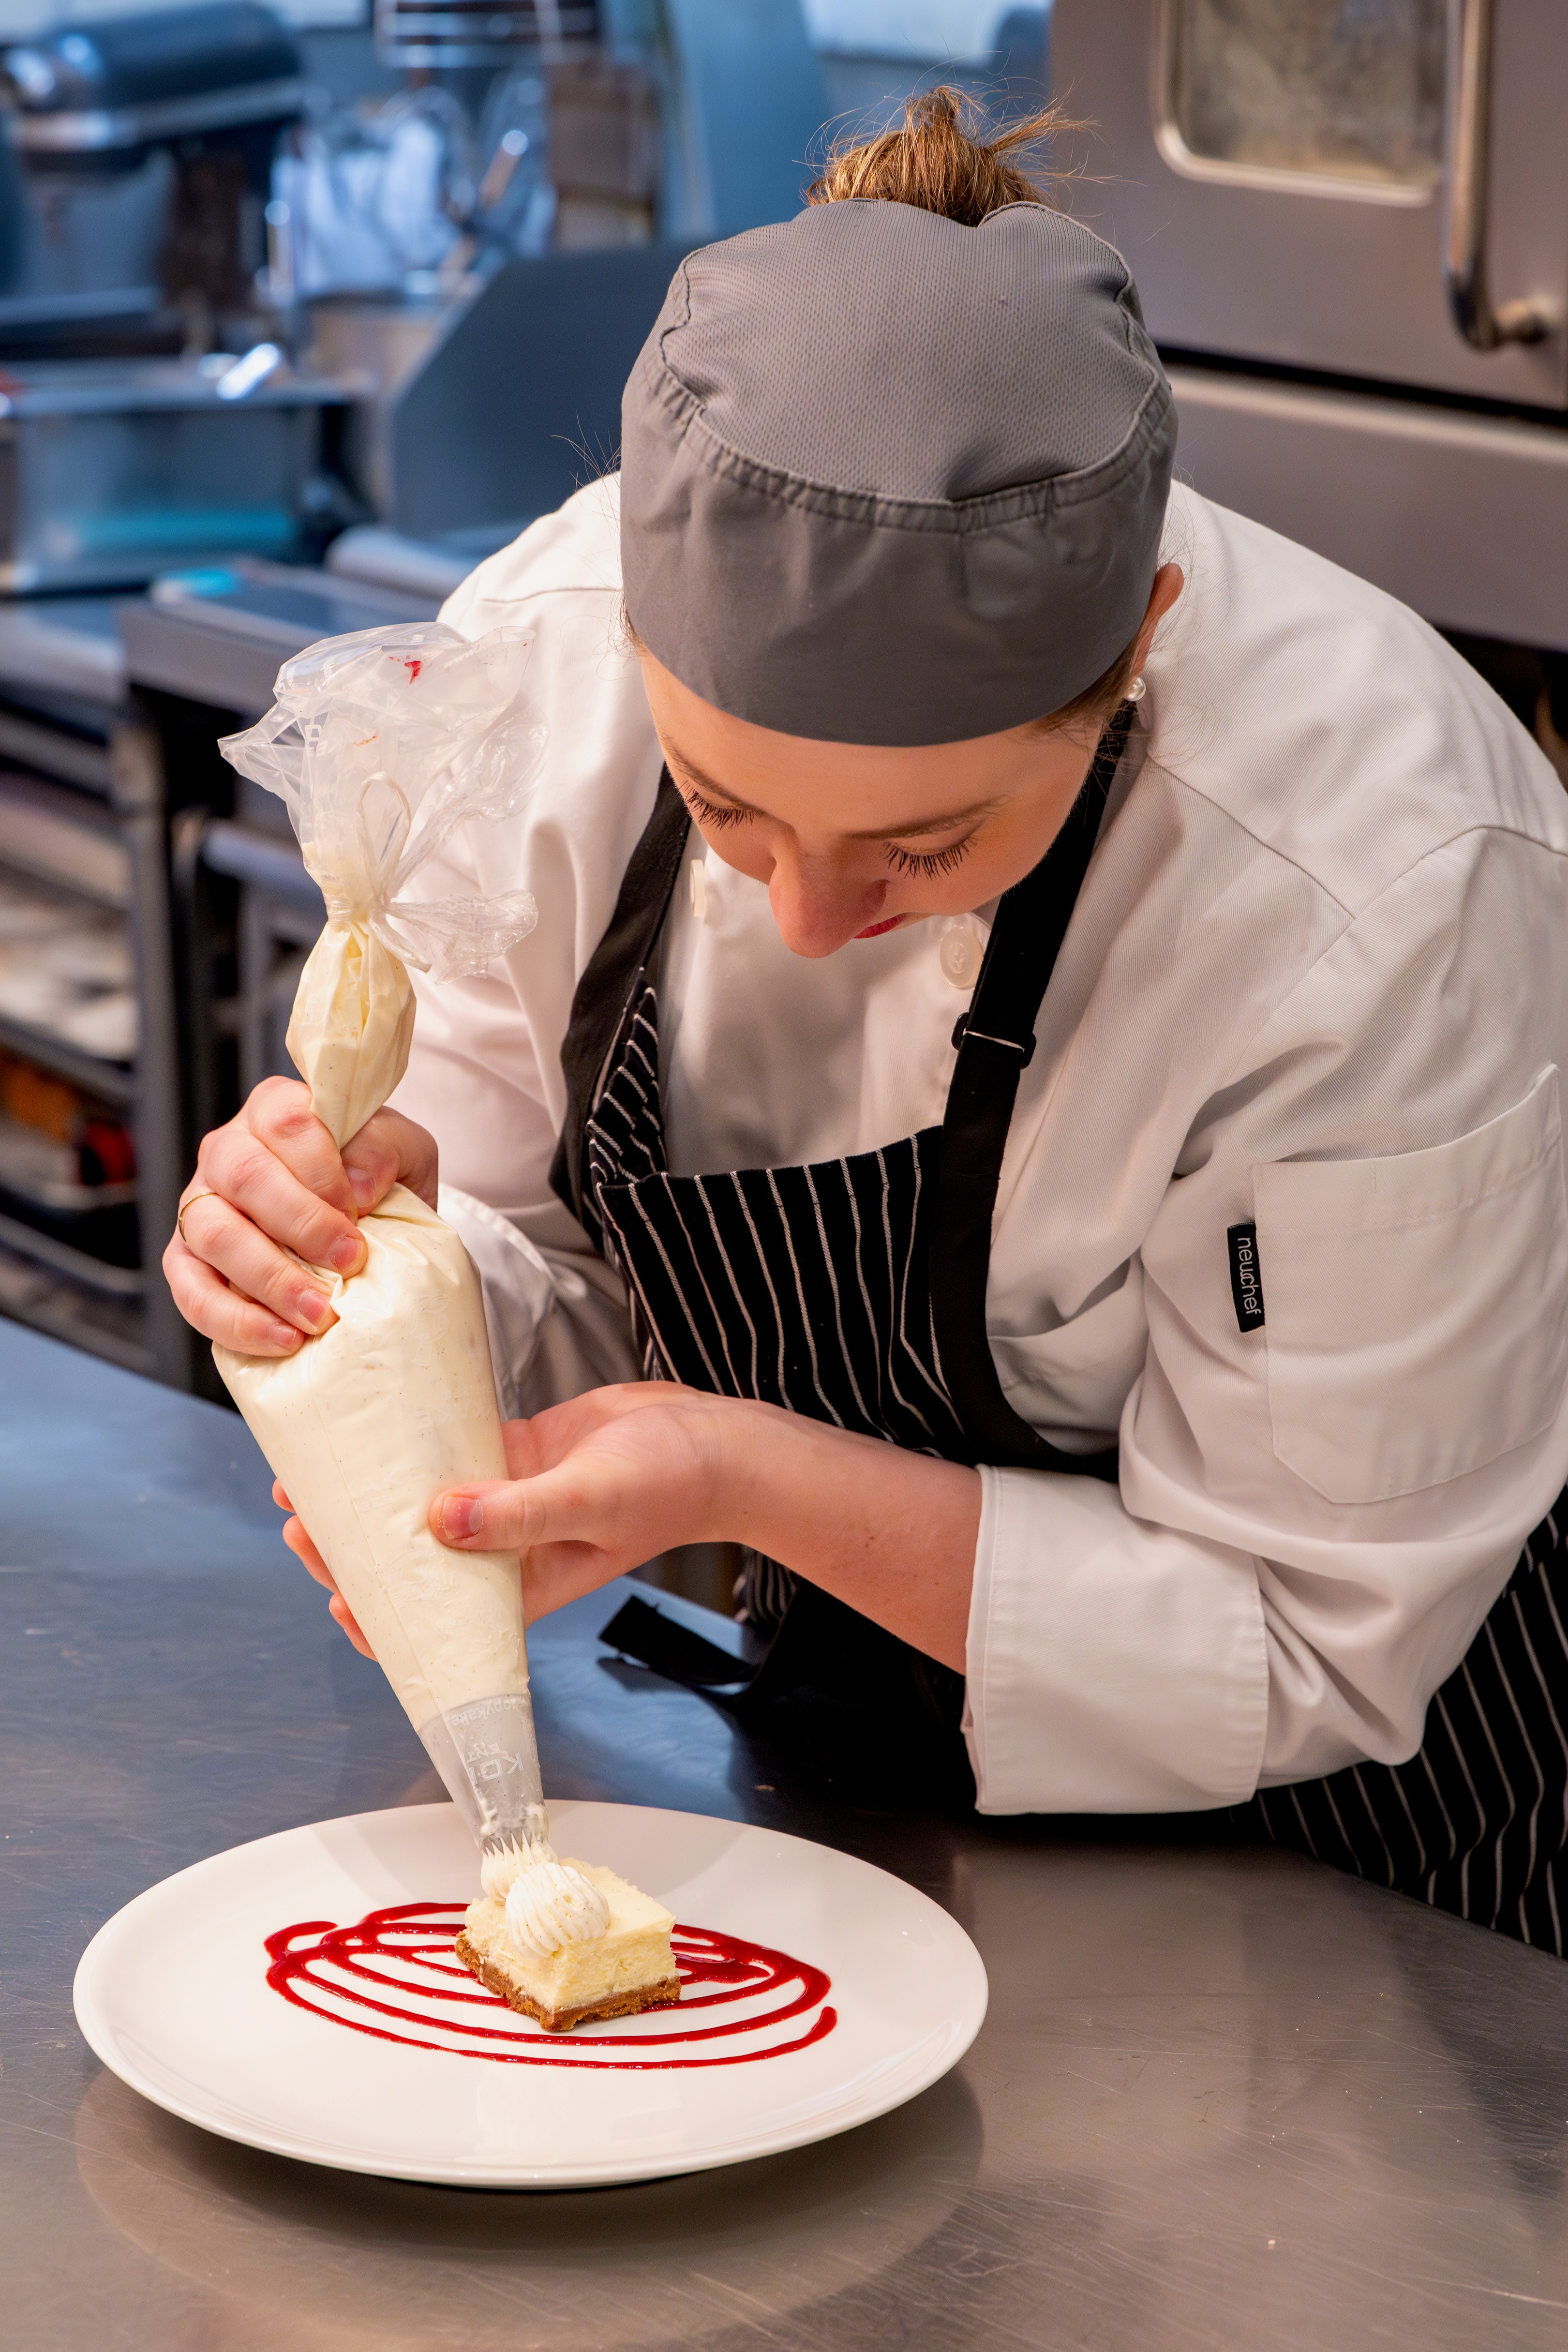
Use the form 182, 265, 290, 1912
73, 1799, 987, 2187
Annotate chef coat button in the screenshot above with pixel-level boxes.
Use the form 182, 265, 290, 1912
939, 923, 984, 988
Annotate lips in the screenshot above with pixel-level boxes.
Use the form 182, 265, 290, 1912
855, 916, 903, 940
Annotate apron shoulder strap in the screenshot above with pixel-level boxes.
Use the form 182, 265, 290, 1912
930, 702, 1137, 1480
551, 766, 690, 1231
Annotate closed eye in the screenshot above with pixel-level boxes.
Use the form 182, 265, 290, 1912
678, 784, 752, 832
884, 836, 977, 879
680, 778, 980, 877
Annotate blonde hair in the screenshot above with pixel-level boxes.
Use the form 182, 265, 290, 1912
807, 84, 1071, 223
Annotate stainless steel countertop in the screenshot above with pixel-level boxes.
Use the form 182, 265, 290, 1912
117, 565, 441, 721
5, 1318, 1568, 2350
0, 596, 127, 709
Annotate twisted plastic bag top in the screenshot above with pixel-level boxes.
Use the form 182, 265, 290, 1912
220, 621, 544, 1146
221, 621, 544, 977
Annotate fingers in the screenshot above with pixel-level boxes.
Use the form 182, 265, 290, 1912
328, 1593, 376, 1658
167, 1079, 368, 1346
172, 1190, 338, 1340
281, 1512, 331, 1584
167, 1085, 442, 1353
342, 1107, 439, 1213
339, 1113, 402, 1215
280, 1512, 376, 1659
199, 1079, 366, 1276
163, 1229, 304, 1354
242, 1077, 358, 1221
446, 1387, 737, 1559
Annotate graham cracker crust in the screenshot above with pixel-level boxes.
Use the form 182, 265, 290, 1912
455, 1929, 682, 2034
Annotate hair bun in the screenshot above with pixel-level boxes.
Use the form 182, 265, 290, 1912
807, 85, 1072, 228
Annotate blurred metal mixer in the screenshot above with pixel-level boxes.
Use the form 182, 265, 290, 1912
0, 0, 831, 595
291, 0, 831, 590
0, 3, 349, 591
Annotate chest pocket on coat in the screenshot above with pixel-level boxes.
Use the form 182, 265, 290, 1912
1254, 1066, 1568, 1505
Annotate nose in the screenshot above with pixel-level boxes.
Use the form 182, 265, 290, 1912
767, 842, 890, 958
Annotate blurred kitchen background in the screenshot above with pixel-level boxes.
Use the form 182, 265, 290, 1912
0, 0, 1562, 1469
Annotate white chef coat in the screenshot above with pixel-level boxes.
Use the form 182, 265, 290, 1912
390, 474, 1568, 1817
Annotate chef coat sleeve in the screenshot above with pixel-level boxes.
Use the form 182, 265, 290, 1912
385, 489, 658, 1414
966, 829, 1568, 1816
394, 945, 642, 1420
965, 1467, 1270, 1813
391, 917, 648, 1417
438, 1181, 641, 1422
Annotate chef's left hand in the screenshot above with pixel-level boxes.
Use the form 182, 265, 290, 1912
274, 1391, 747, 1651
430, 1382, 981, 1669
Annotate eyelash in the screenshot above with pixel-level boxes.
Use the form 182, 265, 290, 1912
883, 837, 977, 879
680, 786, 750, 832
679, 783, 977, 878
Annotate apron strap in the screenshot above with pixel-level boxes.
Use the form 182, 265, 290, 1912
554, 713, 1135, 1483
551, 765, 689, 1234
929, 702, 1137, 1480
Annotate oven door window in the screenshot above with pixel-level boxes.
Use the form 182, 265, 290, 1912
1163, 0, 1446, 197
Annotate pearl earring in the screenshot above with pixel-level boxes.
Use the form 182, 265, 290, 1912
1126, 674, 1147, 704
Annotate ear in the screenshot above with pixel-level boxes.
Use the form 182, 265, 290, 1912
1134, 563, 1185, 671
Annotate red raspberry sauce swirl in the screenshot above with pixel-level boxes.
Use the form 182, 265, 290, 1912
265, 1903, 836, 2069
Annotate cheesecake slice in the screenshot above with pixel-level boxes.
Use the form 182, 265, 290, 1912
456, 1859, 681, 2033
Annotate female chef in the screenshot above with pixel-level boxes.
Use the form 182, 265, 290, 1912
166, 98, 1568, 1950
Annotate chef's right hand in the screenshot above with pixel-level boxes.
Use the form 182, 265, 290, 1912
164, 1076, 438, 1356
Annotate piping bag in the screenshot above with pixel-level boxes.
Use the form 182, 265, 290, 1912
211, 622, 556, 1888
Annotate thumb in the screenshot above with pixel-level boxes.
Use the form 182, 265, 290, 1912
431, 1476, 575, 1552
344, 1107, 439, 1213
339, 1124, 403, 1215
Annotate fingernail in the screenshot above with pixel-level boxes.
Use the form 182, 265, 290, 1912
348, 1167, 377, 1210
329, 1230, 365, 1274
297, 1288, 330, 1330
440, 1494, 484, 1541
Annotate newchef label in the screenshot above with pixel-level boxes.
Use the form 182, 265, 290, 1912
1227, 1221, 1266, 1333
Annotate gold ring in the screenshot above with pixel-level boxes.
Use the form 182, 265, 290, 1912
177, 1190, 218, 1244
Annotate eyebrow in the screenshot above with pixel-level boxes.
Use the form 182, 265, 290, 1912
664, 746, 1004, 841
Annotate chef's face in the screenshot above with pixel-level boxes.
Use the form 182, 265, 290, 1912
637, 565, 1183, 960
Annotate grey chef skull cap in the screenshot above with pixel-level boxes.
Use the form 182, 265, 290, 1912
620, 197, 1176, 748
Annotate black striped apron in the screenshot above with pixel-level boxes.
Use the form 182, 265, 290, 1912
1244, 1501, 1568, 1953
553, 719, 1568, 1951
553, 712, 1135, 1795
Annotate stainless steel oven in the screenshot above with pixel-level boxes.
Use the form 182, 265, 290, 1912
1054, 0, 1568, 664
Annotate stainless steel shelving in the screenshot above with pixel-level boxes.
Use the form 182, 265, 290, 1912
0, 599, 187, 1386
0, 566, 443, 1395
0, 1008, 135, 1105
